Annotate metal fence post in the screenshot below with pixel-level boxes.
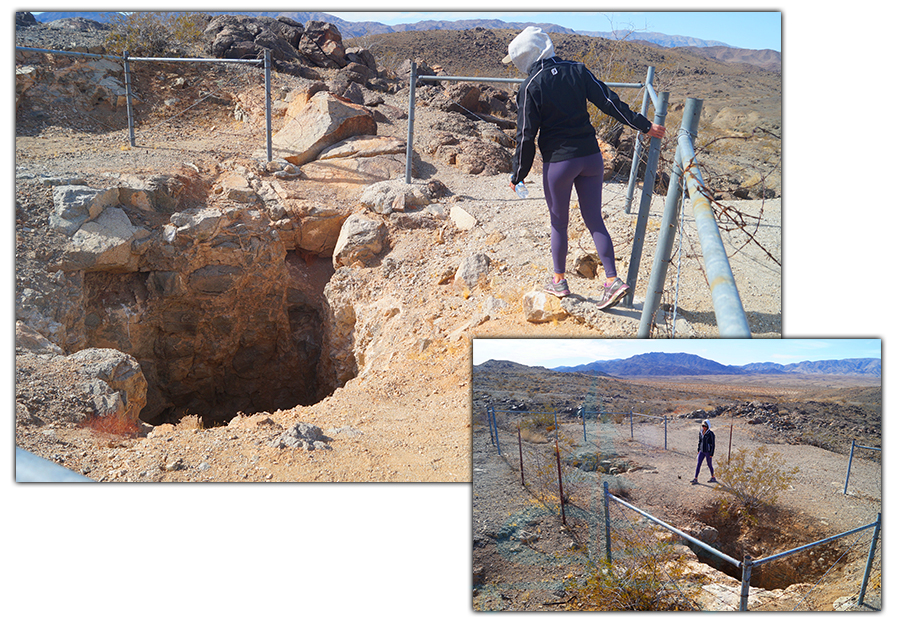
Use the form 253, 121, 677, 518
582, 407, 586, 442
664, 415, 668, 450
555, 426, 566, 526
623, 66, 655, 216
623, 90, 669, 308
843, 439, 856, 495
728, 422, 734, 463
603, 480, 612, 562
492, 408, 500, 456
123, 50, 135, 147
858, 512, 882, 606
487, 406, 495, 446
264, 48, 272, 162
405, 61, 417, 184
517, 426, 525, 486
637, 97, 697, 333
676, 99, 751, 337
739, 555, 753, 611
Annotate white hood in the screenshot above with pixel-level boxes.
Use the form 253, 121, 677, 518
502, 26, 555, 74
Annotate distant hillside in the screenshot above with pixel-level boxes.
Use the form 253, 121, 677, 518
554, 352, 881, 377
555, 352, 740, 377
585, 28, 730, 48
32, 10, 777, 57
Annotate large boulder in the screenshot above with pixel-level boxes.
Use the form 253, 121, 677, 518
50, 185, 120, 236
205, 16, 352, 76
332, 214, 387, 268
297, 21, 347, 69
523, 291, 566, 323
15, 347, 148, 426
272, 91, 377, 166
59, 206, 149, 272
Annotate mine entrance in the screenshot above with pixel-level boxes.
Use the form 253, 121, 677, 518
693, 504, 848, 590
82, 250, 339, 426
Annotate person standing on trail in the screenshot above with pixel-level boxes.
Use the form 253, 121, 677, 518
503, 26, 666, 310
691, 419, 717, 484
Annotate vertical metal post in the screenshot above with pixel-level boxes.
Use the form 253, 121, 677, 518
603, 480, 612, 562
264, 49, 272, 162
739, 555, 753, 611
517, 426, 525, 486
844, 439, 856, 495
623, 90, 669, 308
555, 430, 566, 525
676, 101, 751, 337
492, 408, 500, 456
728, 423, 734, 463
123, 51, 135, 147
664, 415, 668, 450
858, 513, 882, 606
405, 61, 417, 184
637, 141, 684, 337
581, 407, 587, 442
487, 407, 495, 446
623, 66, 655, 215
638, 100, 700, 339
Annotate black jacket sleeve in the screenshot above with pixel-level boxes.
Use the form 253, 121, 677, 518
583, 66, 652, 133
511, 84, 539, 185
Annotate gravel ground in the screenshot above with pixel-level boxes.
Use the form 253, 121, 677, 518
472, 404, 882, 611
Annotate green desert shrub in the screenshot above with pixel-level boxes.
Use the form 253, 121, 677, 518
714, 445, 799, 524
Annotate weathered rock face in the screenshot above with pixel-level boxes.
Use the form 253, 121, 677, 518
15, 342, 148, 426
272, 91, 378, 166
27, 165, 339, 424
204, 16, 356, 78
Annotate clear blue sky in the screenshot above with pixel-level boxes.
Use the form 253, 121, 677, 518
31, 6, 781, 52
472, 338, 881, 369
331, 10, 782, 52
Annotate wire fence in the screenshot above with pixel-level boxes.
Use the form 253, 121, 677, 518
844, 439, 883, 495
15, 45, 283, 168
485, 405, 672, 512
604, 489, 881, 611
481, 404, 882, 611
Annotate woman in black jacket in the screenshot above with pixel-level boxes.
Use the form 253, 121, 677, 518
504, 27, 666, 309
691, 419, 717, 484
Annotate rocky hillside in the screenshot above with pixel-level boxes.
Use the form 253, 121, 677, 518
15, 13, 780, 482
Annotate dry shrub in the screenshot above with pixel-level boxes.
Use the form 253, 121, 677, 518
176, 414, 205, 431
568, 527, 698, 611
81, 412, 140, 438
715, 446, 799, 525
520, 427, 548, 444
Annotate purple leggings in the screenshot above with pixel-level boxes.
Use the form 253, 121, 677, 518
542, 152, 616, 278
695, 452, 714, 479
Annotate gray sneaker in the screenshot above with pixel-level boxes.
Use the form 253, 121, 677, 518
597, 277, 629, 310
544, 278, 570, 297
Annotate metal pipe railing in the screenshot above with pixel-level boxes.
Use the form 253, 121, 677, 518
605, 483, 743, 569
405, 64, 653, 188
622, 66, 655, 217
843, 438, 882, 495
605, 485, 881, 611
622, 89, 668, 308
639, 97, 751, 338
16, 46, 270, 156
16, 447, 95, 482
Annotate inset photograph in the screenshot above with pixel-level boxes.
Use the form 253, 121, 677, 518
472, 338, 881, 612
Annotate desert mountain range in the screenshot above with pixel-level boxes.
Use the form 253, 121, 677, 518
481, 352, 881, 377
32, 10, 780, 69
